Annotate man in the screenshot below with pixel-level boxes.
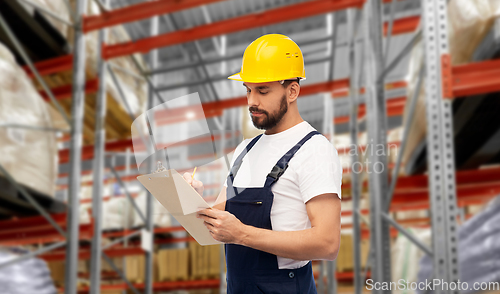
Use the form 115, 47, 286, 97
183, 34, 342, 294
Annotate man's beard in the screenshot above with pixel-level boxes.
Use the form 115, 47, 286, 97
249, 94, 288, 130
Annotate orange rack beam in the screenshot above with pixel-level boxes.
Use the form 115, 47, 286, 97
69, 279, 220, 293
40, 246, 145, 262
332, 80, 408, 98
452, 58, 500, 98
334, 96, 406, 124
22, 54, 73, 78
383, 15, 420, 36
314, 270, 371, 282
83, 0, 226, 33
39, 79, 99, 101
39, 237, 198, 262
0, 213, 94, 246
58, 131, 238, 164
102, 0, 364, 59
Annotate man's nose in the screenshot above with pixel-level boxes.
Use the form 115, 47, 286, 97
247, 91, 259, 108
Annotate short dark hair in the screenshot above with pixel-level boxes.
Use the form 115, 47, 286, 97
281, 78, 300, 88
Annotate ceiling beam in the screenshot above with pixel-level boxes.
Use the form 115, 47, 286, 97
102, 0, 365, 59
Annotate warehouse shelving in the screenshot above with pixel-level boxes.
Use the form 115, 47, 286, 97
346, 2, 500, 294
0, 0, 500, 294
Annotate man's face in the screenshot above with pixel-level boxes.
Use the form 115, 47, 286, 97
243, 82, 288, 130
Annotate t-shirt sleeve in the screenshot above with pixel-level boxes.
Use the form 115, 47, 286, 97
223, 138, 251, 187
296, 137, 342, 203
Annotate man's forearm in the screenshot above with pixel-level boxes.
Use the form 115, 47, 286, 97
239, 224, 338, 261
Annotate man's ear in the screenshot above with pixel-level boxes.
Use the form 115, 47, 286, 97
288, 82, 300, 103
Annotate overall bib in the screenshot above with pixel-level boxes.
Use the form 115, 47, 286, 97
224, 130, 321, 294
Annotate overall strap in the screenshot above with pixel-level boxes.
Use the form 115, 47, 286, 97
228, 134, 263, 185
264, 130, 322, 187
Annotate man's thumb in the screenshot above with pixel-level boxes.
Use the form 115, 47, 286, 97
183, 172, 192, 184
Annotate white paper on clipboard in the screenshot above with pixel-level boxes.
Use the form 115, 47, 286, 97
137, 169, 222, 246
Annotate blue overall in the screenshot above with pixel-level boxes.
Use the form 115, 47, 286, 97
224, 130, 321, 294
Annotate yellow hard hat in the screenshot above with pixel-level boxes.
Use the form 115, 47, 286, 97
228, 34, 306, 83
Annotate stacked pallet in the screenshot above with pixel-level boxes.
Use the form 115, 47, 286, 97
124, 254, 158, 284
47, 259, 91, 288
0, 42, 58, 199
157, 248, 189, 281
157, 243, 223, 282
336, 233, 370, 273
23, 0, 147, 144
188, 242, 223, 280
47, 260, 65, 287
46, 243, 224, 289
0, 248, 58, 294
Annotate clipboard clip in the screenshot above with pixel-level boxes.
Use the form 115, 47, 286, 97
154, 161, 166, 173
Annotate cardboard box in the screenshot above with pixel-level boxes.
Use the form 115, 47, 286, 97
189, 242, 198, 278
47, 261, 65, 287
158, 248, 189, 281
125, 255, 145, 283
337, 234, 370, 272
188, 242, 223, 279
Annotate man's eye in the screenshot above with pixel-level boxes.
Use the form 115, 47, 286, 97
259, 92, 268, 95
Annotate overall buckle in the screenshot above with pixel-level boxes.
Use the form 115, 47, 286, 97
268, 164, 288, 180
229, 161, 243, 178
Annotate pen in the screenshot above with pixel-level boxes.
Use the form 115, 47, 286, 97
191, 167, 197, 180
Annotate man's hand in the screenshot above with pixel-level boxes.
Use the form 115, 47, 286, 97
196, 208, 247, 244
183, 172, 204, 196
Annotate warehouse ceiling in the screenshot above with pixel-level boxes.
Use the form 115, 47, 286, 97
104, 1, 421, 133
107, 0, 419, 133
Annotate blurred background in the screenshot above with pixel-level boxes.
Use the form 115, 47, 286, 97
0, 0, 500, 293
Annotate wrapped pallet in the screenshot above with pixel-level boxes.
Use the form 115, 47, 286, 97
0, 248, 58, 294
417, 195, 500, 294
0, 43, 58, 197
133, 191, 172, 228
102, 196, 134, 230
391, 228, 431, 294
23, 0, 147, 143
81, 189, 135, 230
402, 0, 500, 174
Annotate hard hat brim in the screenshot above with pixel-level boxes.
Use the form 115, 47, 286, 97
227, 73, 243, 81
228, 72, 306, 83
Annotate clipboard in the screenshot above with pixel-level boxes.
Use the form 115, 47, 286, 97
137, 167, 222, 246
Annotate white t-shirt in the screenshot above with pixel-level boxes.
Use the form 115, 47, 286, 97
224, 121, 342, 269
